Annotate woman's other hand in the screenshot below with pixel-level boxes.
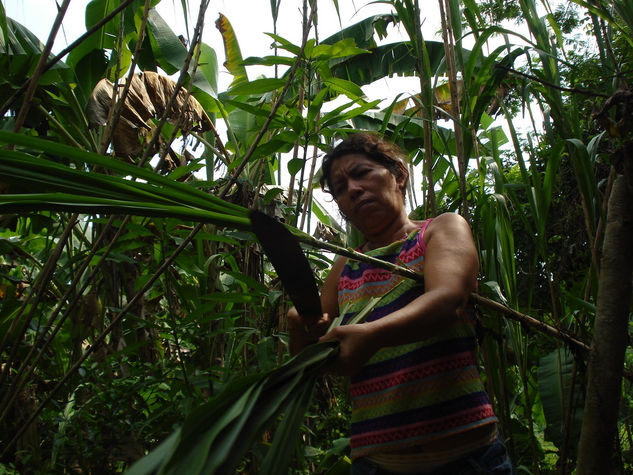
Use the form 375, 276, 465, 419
286, 306, 331, 355
318, 323, 378, 376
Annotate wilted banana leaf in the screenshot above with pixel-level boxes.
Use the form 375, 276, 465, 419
87, 71, 212, 161
215, 13, 248, 89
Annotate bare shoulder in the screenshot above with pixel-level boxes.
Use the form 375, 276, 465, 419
423, 213, 478, 288
424, 212, 472, 245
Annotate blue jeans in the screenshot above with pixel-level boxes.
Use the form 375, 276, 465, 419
351, 438, 515, 475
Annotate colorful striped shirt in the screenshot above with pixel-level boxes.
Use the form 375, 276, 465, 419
338, 220, 497, 459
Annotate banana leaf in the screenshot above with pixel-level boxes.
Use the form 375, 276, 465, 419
537, 348, 584, 454
126, 342, 339, 475
126, 276, 406, 474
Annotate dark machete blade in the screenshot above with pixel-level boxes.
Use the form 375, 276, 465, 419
250, 210, 322, 318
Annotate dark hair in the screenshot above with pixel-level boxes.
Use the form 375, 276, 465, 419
320, 132, 409, 199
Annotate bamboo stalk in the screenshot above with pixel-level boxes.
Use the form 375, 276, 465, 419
299, 141, 321, 231
438, 0, 468, 218
293, 0, 315, 227
408, 0, 436, 217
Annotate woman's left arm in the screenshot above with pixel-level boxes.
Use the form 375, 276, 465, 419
319, 213, 478, 376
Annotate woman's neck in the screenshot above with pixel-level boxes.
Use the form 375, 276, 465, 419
361, 214, 417, 251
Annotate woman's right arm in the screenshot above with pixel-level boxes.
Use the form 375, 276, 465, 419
286, 256, 346, 355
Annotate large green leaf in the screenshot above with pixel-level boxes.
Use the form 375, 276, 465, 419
538, 348, 584, 453
328, 41, 446, 88
70, 49, 110, 107
307, 39, 370, 62
0, 18, 69, 88
228, 78, 286, 96
144, 9, 218, 100
66, 0, 140, 73
320, 14, 395, 48
195, 43, 219, 99
146, 8, 187, 75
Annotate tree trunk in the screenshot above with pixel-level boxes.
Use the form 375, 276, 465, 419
577, 174, 633, 474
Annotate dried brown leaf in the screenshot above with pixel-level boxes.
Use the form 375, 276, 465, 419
87, 72, 211, 161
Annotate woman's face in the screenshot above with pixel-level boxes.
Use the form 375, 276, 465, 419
329, 153, 406, 232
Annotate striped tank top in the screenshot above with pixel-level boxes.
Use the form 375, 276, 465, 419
338, 220, 497, 459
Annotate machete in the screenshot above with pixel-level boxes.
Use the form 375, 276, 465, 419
250, 210, 323, 318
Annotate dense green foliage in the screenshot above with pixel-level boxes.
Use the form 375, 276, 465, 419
0, 0, 632, 473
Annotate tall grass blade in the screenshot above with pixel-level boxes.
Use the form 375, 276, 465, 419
128, 342, 338, 475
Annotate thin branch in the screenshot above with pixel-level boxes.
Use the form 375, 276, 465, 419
438, 0, 468, 218
299, 141, 320, 231
471, 294, 589, 354
153, 28, 207, 173
496, 64, 609, 98
12, 0, 71, 133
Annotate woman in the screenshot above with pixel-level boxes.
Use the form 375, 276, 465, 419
287, 133, 514, 474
